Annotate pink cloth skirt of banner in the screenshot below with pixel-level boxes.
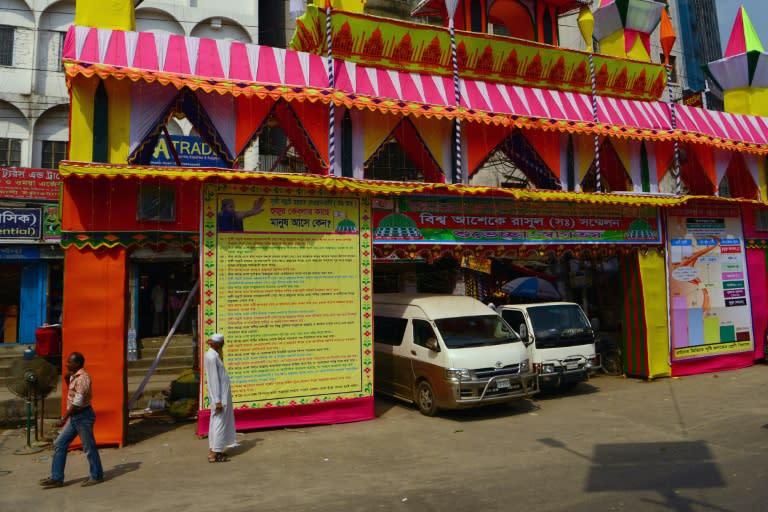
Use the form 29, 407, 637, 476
196, 397, 375, 436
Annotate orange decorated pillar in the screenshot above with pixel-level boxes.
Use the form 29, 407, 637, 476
61, 0, 136, 446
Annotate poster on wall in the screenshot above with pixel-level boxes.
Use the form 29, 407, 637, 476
667, 207, 754, 361
372, 195, 661, 245
199, 183, 373, 431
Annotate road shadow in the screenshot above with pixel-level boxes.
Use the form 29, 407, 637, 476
226, 437, 262, 457
439, 398, 540, 422
374, 395, 402, 417
533, 381, 600, 401
538, 437, 728, 512
126, 417, 191, 445
103, 461, 141, 481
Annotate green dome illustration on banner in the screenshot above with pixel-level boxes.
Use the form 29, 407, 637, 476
336, 218, 358, 233
374, 212, 423, 240
627, 219, 657, 240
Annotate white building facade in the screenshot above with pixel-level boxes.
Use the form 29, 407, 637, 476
0, 0, 266, 169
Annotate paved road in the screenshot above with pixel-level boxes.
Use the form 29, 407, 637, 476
2, 366, 767, 511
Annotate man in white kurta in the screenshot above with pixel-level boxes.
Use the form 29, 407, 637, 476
205, 333, 236, 462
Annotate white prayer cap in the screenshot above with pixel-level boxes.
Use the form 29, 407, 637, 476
210, 333, 225, 343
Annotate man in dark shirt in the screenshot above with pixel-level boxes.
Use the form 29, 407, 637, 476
216, 197, 265, 232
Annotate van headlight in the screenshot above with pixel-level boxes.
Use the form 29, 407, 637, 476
445, 368, 471, 381
519, 359, 530, 373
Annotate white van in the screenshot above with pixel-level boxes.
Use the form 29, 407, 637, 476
497, 302, 599, 389
373, 293, 538, 416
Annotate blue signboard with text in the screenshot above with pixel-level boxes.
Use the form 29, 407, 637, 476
150, 135, 227, 167
0, 208, 42, 241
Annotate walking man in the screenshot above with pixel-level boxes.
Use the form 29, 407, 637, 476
40, 352, 104, 488
205, 333, 236, 462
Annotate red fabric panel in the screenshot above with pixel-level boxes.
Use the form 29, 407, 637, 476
747, 248, 767, 360
287, 100, 329, 164
466, 123, 510, 176
393, 120, 444, 183
62, 247, 127, 447
273, 102, 327, 174
61, 177, 201, 232
687, 143, 716, 190
196, 397, 374, 435
235, 95, 275, 156
523, 129, 562, 180
654, 142, 675, 183
724, 152, 759, 200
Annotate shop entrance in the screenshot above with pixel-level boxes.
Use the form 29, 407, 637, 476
0, 263, 21, 342
133, 257, 196, 339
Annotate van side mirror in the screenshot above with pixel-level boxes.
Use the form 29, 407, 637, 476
519, 324, 532, 346
425, 337, 440, 352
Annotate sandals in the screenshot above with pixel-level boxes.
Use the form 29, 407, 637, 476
207, 452, 230, 463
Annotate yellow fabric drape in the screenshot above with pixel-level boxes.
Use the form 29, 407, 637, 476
69, 75, 99, 163
75, 0, 135, 31
638, 250, 672, 378
105, 79, 131, 164
410, 116, 453, 172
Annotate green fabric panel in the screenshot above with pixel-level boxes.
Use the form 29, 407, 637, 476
93, 81, 109, 164
640, 142, 650, 192
741, 9, 766, 53
341, 110, 353, 178
566, 135, 575, 191
543, 7, 554, 46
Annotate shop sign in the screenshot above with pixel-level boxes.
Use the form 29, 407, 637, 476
667, 206, 754, 361
372, 195, 661, 245
0, 167, 60, 201
0, 208, 42, 241
150, 135, 227, 167
0, 245, 41, 260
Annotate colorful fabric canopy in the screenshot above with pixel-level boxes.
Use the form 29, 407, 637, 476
62, 25, 768, 155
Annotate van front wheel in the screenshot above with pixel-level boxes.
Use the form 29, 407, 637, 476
416, 381, 438, 416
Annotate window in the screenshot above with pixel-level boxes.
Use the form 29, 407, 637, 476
755, 210, 768, 232
500, 310, 526, 337
373, 316, 407, 346
0, 138, 22, 166
660, 54, 678, 83
412, 319, 438, 349
0, 26, 14, 66
137, 183, 176, 221
41, 141, 67, 169
59, 32, 66, 71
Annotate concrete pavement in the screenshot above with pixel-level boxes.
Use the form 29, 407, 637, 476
1, 366, 767, 511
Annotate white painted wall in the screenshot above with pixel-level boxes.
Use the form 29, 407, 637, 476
0, 0, 262, 167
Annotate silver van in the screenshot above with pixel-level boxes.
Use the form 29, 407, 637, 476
374, 293, 538, 416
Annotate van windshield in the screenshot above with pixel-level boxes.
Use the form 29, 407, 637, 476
526, 304, 594, 349
434, 315, 520, 348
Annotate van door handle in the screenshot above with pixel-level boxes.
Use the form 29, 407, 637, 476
411, 350, 417, 356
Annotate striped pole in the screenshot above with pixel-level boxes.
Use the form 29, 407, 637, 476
449, 18, 462, 184
666, 64, 682, 195
326, 5, 336, 175
587, 52, 602, 192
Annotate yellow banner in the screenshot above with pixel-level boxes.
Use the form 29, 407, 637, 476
674, 341, 753, 359
202, 184, 373, 408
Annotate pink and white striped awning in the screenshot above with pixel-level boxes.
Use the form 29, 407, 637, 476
63, 26, 768, 150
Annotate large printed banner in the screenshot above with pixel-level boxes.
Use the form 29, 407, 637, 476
372, 195, 661, 245
667, 207, 754, 361
199, 183, 373, 431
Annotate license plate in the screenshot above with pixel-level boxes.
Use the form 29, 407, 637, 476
496, 378, 511, 389
565, 364, 578, 370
